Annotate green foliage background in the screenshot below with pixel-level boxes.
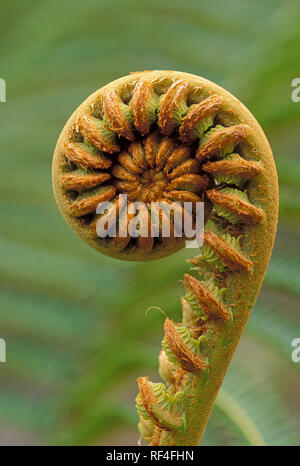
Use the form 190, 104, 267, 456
0, 0, 299, 445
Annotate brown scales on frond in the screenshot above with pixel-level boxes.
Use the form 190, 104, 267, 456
168, 173, 208, 193
207, 188, 264, 224
164, 145, 192, 175
196, 124, 250, 161
64, 142, 112, 170
60, 172, 111, 191
202, 156, 263, 178
179, 95, 224, 142
144, 131, 159, 168
77, 114, 119, 153
102, 89, 134, 141
68, 186, 116, 217
167, 159, 201, 179
111, 164, 139, 182
113, 179, 140, 194
164, 190, 202, 203
137, 378, 178, 432
117, 151, 143, 174
155, 138, 176, 171
158, 80, 189, 136
129, 141, 148, 170
204, 229, 253, 273
131, 79, 157, 136
184, 273, 231, 321
164, 319, 208, 373
137, 377, 167, 431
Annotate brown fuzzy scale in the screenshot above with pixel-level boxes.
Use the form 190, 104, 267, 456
129, 142, 148, 170
207, 188, 264, 224
184, 273, 231, 321
137, 377, 165, 429
102, 89, 134, 141
164, 319, 208, 372
126, 187, 143, 201
144, 132, 159, 168
158, 80, 189, 136
203, 229, 253, 273
68, 185, 116, 216
179, 95, 224, 143
60, 172, 111, 191
137, 377, 182, 432
202, 157, 262, 178
164, 190, 202, 203
113, 179, 140, 193
164, 146, 192, 175
167, 159, 201, 180
196, 124, 249, 161
131, 79, 157, 136
77, 114, 119, 154
64, 142, 112, 170
111, 164, 138, 182
117, 151, 143, 174
155, 138, 176, 171
168, 174, 208, 193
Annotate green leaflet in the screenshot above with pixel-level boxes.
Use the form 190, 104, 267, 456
202, 277, 227, 302
171, 98, 189, 129
192, 230, 241, 273
184, 278, 226, 321
198, 125, 235, 157
184, 288, 207, 319
136, 393, 152, 421
161, 324, 203, 367
162, 336, 180, 366
184, 104, 215, 139
214, 187, 249, 224
193, 243, 225, 272
213, 154, 248, 187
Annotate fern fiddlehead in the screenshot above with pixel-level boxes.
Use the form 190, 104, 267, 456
52, 71, 278, 446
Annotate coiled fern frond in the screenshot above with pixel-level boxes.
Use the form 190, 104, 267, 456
52, 70, 278, 446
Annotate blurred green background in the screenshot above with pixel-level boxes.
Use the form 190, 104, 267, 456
0, 0, 299, 446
